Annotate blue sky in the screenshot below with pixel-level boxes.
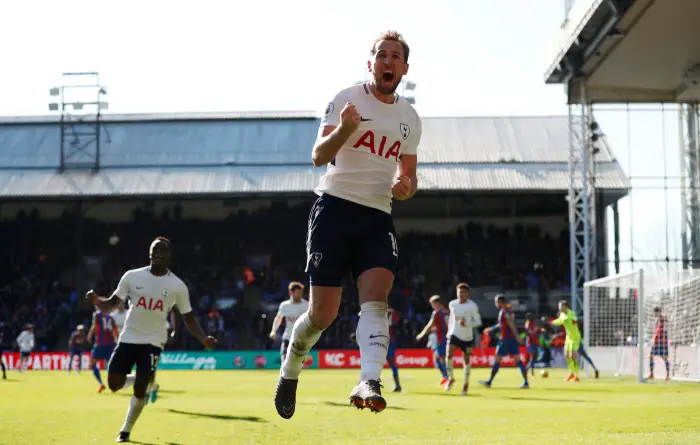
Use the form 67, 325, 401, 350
0, 0, 686, 279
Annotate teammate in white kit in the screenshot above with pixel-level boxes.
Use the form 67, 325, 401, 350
269, 282, 310, 362
87, 237, 216, 443
111, 300, 127, 334
445, 283, 482, 395
16, 325, 35, 373
274, 30, 422, 419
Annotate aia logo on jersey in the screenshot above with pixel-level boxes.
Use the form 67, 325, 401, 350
135, 297, 164, 312
352, 130, 401, 161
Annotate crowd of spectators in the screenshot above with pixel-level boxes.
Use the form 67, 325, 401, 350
0, 201, 569, 353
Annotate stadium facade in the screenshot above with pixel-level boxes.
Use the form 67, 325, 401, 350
0, 112, 629, 324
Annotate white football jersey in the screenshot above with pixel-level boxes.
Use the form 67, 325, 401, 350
110, 310, 127, 334
315, 83, 422, 214
277, 299, 309, 340
113, 266, 192, 348
447, 299, 482, 342
16, 330, 34, 352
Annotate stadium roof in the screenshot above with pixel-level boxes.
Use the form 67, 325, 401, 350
0, 112, 629, 198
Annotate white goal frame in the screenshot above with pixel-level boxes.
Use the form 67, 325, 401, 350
583, 269, 645, 383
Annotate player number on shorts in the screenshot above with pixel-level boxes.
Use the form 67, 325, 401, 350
388, 232, 398, 258
150, 354, 160, 372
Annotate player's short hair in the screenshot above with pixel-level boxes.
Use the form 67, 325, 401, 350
288, 281, 304, 292
429, 295, 442, 304
77, 324, 85, 330
654, 306, 661, 314
456, 282, 470, 291
558, 299, 569, 307
494, 294, 506, 304
153, 236, 171, 246
371, 30, 410, 63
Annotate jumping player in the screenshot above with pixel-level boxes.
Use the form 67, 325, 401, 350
87, 237, 216, 443
649, 307, 670, 381
87, 308, 119, 392
522, 314, 543, 377
269, 282, 310, 363
273, 30, 422, 418
550, 300, 582, 382
386, 307, 402, 392
16, 325, 34, 374
416, 295, 450, 385
445, 283, 482, 395
479, 295, 529, 389
68, 325, 87, 374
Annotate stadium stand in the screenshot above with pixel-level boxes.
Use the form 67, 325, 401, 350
0, 112, 630, 352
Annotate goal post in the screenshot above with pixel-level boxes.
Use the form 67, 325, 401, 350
584, 268, 700, 383
584, 269, 645, 383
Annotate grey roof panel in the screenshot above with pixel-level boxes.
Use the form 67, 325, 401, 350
0, 162, 629, 198
0, 115, 614, 169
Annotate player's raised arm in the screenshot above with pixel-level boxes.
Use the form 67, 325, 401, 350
393, 118, 421, 200
87, 270, 132, 312
312, 93, 359, 167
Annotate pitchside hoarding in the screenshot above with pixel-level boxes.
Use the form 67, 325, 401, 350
1, 352, 103, 371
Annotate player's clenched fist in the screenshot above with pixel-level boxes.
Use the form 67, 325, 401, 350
339, 102, 361, 132
392, 175, 412, 200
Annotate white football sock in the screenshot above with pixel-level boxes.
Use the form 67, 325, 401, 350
446, 357, 455, 379
121, 395, 146, 433
464, 360, 471, 385
122, 374, 136, 390
280, 312, 323, 380
357, 301, 389, 382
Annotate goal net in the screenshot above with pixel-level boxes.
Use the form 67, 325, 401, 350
584, 268, 700, 383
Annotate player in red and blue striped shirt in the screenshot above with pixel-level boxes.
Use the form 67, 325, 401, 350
479, 295, 529, 389
416, 295, 450, 385
87, 308, 119, 393
386, 308, 402, 392
649, 307, 670, 380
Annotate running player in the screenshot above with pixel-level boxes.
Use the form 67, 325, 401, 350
522, 314, 543, 377
550, 300, 582, 382
416, 295, 450, 385
16, 325, 34, 374
87, 308, 119, 392
445, 283, 482, 395
87, 237, 216, 443
649, 307, 670, 381
269, 282, 309, 362
479, 295, 529, 389
68, 325, 87, 374
386, 307, 402, 392
273, 30, 422, 418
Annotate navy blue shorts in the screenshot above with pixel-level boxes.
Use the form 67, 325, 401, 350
448, 336, 473, 355
496, 338, 521, 357
92, 344, 115, 361
651, 344, 669, 357
305, 193, 398, 287
107, 343, 162, 377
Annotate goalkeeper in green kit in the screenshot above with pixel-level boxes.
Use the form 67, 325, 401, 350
549, 300, 581, 382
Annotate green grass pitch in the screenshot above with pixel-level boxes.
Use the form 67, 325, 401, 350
1, 368, 698, 444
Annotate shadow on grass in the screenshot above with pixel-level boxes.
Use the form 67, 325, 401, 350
167, 408, 266, 423
322, 400, 410, 410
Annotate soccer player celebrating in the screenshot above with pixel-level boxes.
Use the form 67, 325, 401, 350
87, 307, 119, 392
445, 283, 482, 395
386, 307, 402, 392
67, 325, 87, 374
550, 300, 582, 382
416, 295, 450, 385
479, 295, 529, 389
16, 324, 34, 374
87, 237, 216, 443
273, 30, 422, 418
649, 307, 670, 381
269, 282, 310, 363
